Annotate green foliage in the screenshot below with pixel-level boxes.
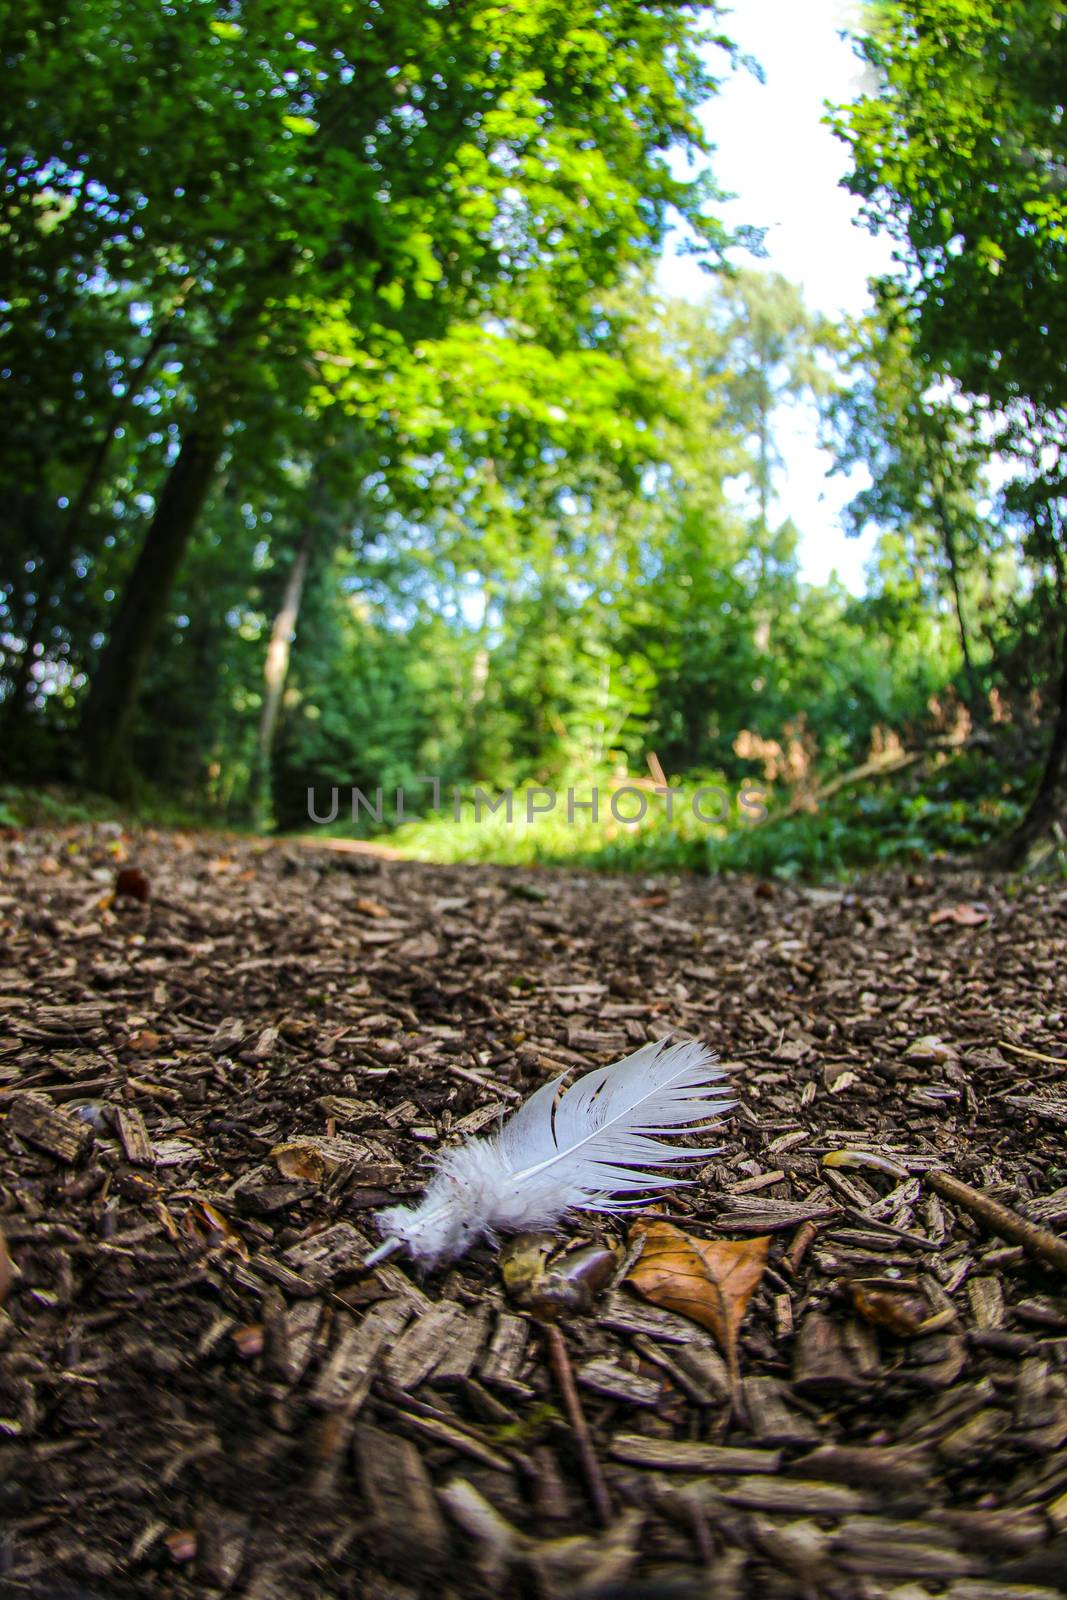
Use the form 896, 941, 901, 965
2, 0, 743, 787
362, 746, 1034, 881
824, 298, 1020, 703
832, 0, 1067, 417
2, 2, 1064, 873
713, 756, 1032, 881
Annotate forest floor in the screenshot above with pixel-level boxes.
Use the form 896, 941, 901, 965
2, 825, 1067, 1600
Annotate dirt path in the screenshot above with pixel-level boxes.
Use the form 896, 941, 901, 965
2, 826, 1066, 1599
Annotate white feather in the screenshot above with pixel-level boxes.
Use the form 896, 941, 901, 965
370, 1037, 733, 1268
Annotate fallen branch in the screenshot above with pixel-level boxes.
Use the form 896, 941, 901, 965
776, 732, 991, 821
806, 749, 925, 807
925, 1170, 1067, 1277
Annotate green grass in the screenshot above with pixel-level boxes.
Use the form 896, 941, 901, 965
369, 777, 740, 872
0, 781, 248, 835
3, 748, 1046, 883
368, 753, 1037, 880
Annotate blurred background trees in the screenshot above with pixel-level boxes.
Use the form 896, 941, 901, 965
2, 0, 1065, 875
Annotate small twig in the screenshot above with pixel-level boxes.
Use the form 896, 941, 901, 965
446, 1063, 522, 1101
925, 1170, 1067, 1277
997, 1039, 1066, 1067
840, 1205, 940, 1250
127, 1075, 183, 1104
783, 1220, 819, 1275
0, 1076, 120, 1102
609, 1230, 647, 1290
541, 1321, 613, 1527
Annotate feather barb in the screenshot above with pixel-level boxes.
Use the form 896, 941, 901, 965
370, 1037, 732, 1268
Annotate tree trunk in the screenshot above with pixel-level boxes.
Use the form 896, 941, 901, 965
5, 430, 128, 728
79, 422, 223, 796
932, 485, 981, 713
250, 519, 316, 829
991, 618, 1067, 868
5, 280, 195, 729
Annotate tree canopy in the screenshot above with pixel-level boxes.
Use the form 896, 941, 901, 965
831, 0, 1067, 416
2, 0, 1066, 874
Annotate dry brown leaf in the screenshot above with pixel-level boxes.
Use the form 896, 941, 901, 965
354, 896, 390, 918
271, 1134, 367, 1184
232, 1323, 265, 1358
185, 1201, 249, 1259
164, 1529, 198, 1563
128, 1029, 161, 1054
627, 1220, 769, 1384
851, 1283, 926, 1337
928, 903, 989, 928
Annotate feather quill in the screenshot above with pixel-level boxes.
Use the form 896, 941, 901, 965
368, 1037, 732, 1268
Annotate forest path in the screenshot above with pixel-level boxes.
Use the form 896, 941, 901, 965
2, 826, 1066, 1598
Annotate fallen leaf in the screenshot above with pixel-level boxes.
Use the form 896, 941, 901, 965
851, 1282, 926, 1338
232, 1323, 265, 1358
502, 1234, 619, 1319
822, 1149, 909, 1179
164, 1529, 198, 1563
904, 1034, 958, 1063
354, 896, 390, 918
627, 1220, 769, 1387
928, 903, 989, 928
128, 1029, 161, 1054
271, 1134, 373, 1184
115, 866, 150, 902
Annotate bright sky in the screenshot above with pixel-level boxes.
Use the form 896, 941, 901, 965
659, 0, 895, 592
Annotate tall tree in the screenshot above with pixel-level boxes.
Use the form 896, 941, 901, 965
715, 272, 835, 540
834, 0, 1067, 858
825, 301, 999, 710
5, 0, 739, 793
832, 0, 1067, 414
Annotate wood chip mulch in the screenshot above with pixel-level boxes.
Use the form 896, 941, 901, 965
1, 825, 1066, 1600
